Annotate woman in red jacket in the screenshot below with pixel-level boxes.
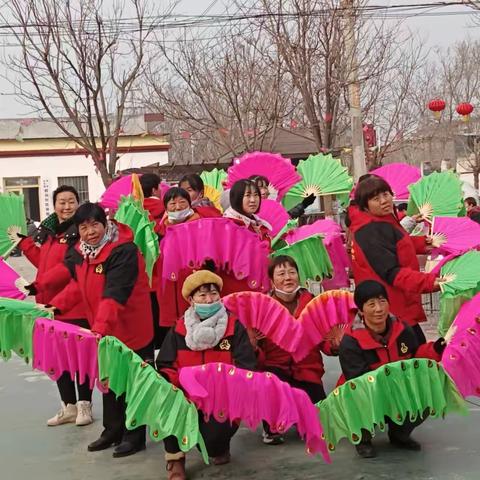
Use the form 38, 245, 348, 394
10, 185, 92, 427
156, 270, 256, 480
48, 202, 154, 458
256, 255, 338, 445
339, 280, 446, 458
350, 176, 443, 343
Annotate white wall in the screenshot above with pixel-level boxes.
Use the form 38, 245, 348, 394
0, 150, 168, 219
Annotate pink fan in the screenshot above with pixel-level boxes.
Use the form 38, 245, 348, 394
0, 257, 27, 300
179, 363, 330, 461
371, 163, 421, 200
257, 199, 290, 237
321, 234, 351, 290
33, 318, 104, 391
226, 152, 301, 200
297, 290, 357, 359
442, 293, 480, 398
285, 219, 342, 244
223, 291, 305, 357
431, 216, 480, 256
160, 182, 171, 199
99, 174, 141, 210
160, 218, 270, 291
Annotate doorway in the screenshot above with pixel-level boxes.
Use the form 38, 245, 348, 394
4, 177, 41, 222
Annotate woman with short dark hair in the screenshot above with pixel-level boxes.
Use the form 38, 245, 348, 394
179, 173, 217, 209
349, 176, 443, 343
8, 185, 92, 427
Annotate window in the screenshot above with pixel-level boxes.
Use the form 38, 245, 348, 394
57, 176, 89, 203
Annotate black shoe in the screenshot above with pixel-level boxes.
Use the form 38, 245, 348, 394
112, 441, 146, 458
355, 442, 377, 458
389, 435, 421, 451
88, 435, 122, 452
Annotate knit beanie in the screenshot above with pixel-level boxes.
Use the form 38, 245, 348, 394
354, 280, 388, 310
181, 270, 223, 300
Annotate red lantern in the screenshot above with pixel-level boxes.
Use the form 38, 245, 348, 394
456, 102, 474, 122
428, 99, 446, 120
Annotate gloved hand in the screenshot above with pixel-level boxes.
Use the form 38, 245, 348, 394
7, 225, 26, 247
14, 277, 37, 296
301, 194, 316, 208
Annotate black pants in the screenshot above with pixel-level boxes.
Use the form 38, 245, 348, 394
164, 414, 238, 458
262, 367, 326, 435
101, 342, 154, 445
55, 319, 93, 404
150, 292, 171, 350
411, 324, 427, 345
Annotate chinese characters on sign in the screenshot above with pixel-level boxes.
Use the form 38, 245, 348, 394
42, 179, 50, 216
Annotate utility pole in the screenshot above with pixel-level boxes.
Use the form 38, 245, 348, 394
342, 0, 366, 180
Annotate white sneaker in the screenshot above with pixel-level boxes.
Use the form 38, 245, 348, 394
47, 402, 77, 426
76, 401, 93, 426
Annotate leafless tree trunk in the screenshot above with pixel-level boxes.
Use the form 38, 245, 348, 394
3, 0, 165, 186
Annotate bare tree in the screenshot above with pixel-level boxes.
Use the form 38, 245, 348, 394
145, 24, 295, 165
4, 0, 165, 186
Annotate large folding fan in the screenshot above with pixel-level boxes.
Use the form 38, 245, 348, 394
371, 163, 421, 200
407, 171, 464, 221
257, 199, 290, 237
200, 168, 227, 191
226, 152, 301, 200
99, 174, 144, 211
0, 193, 27, 258
282, 154, 353, 211
0, 258, 27, 300
430, 216, 480, 255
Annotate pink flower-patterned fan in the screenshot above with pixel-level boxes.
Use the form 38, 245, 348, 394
0, 257, 26, 300
226, 152, 301, 200
442, 293, 480, 398
431, 216, 480, 256
257, 199, 290, 237
371, 163, 421, 200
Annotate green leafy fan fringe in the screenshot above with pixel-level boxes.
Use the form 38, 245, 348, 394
98, 336, 208, 462
0, 298, 52, 362
316, 359, 467, 449
114, 196, 160, 285
271, 235, 333, 284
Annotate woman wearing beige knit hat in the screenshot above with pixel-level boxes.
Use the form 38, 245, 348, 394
156, 270, 257, 480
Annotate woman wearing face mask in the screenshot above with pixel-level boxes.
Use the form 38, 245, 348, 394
179, 173, 220, 212
349, 176, 444, 344
45, 202, 154, 458
156, 187, 221, 336
156, 270, 256, 480
8, 186, 92, 427
223, 179, 272, 241
254, 255, 338, 445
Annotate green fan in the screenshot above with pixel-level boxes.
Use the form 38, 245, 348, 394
407, 171, 464, 221
98, 336, 207, 460
200, 168, 227, 191
270, 235, 333, 284
437, 251, 480, 335
0, 298, 52, 362
114, 196, 159, 285
271, 219, 298, 250
0, 193, 27, 257
282, 154, 353, 211
316, 359, 467, 449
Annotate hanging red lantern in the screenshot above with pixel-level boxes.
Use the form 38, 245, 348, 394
428, 99, 446, 120
456, 102, 474, 122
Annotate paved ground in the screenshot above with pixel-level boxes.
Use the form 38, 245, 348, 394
1, 257, 480, 480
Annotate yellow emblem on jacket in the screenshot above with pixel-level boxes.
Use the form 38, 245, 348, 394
95, 264, 104, 274
219, 339, 231, 351
59, 238, 67, 244
400, 342, 408, 354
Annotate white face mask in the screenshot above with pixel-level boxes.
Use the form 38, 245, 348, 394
167, 207, 193, 223
274, 286, 301, 300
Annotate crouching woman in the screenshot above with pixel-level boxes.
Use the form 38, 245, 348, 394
339, 280, 446, 459
156, 270, 256, 480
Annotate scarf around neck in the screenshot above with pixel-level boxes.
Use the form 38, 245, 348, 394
184, 304, 229, 351
79, 220, 119, 260
223, 207, 272, 231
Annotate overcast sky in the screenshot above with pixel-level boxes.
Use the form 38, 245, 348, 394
0, 0, 478, 118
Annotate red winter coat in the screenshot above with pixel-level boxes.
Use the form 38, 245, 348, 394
257, 290, 334, 384
349, 206, 436, 326
19, 219, 86, 322
49, 223, 153, 351
143, 197, 165, 234
156, 313, 256, 386
157, 207, 222, 328
338, 315, 444, 384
